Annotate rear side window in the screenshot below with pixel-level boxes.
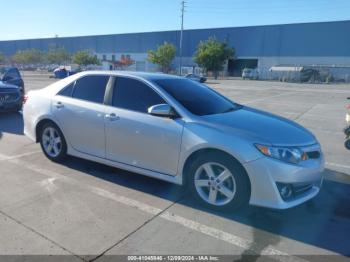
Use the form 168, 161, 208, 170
112, 77, 165, 113
58, 83, 74, 97
72, 75, 109, 104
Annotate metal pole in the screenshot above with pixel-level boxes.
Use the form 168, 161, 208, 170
179, 0, 185, 75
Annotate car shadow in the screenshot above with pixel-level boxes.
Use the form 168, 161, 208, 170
1, 112, 347, 256
60, 157, 350, 257
0, 112, 24, 137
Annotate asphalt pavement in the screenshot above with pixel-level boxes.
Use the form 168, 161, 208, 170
0, 72, 349, 261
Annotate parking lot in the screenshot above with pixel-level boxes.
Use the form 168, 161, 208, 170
0, 72, 349, 261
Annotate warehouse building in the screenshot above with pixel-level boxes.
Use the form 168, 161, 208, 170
0, 20, 349, 80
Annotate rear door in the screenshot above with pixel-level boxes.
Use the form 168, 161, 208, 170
52, 74, 110, 158
104, 76, 184, 176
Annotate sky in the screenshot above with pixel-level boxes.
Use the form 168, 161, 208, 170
1, 0, 350, 40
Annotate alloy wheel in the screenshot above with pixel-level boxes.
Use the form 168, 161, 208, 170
42, 127, 62, 158
194, 162, 236, 206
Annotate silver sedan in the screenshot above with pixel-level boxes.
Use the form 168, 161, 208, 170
23, 71, 324, 211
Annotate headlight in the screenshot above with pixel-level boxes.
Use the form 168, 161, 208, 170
255, 144, 308, 164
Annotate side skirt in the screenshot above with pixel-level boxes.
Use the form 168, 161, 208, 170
67, 147, 183, 185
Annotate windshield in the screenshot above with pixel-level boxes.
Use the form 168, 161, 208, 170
154, 78, 240, 116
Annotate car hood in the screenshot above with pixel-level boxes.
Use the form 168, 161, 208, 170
200, 106, 317, 146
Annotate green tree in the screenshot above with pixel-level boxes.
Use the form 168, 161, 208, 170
47, 45, 71, 65
194, 37, 235, 79
12, 49, 44, 65
148, 42, 176, 73
72, 50, 101, 66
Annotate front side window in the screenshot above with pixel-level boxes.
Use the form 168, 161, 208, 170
72, 75, 109, 104
154, 78, 239, 116
112, 77, 165, 113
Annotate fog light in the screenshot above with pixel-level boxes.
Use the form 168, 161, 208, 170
276, 183, 293, 200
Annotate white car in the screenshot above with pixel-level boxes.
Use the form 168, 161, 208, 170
23, 71, 324, 211
242, 68, 259, 80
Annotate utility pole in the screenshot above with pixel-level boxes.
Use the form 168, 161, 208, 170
179, 0, 186, 75
55, 34, 59, 48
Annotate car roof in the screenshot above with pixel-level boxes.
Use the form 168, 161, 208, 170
76, 70, 183, 81
0, 67, 18, 72
42, 71, 185, 97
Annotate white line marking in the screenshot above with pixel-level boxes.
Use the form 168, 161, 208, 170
245, 92, 297, 105
90, 187, 163, 216
326, 162, 350, 170
2, 154, 307, 261
0, 151, 41, 161
87, 187, 306, 262
160, 212, 298, 259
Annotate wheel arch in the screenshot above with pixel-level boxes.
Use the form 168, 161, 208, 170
182, 148, 251, 191
35, 118, 64, 143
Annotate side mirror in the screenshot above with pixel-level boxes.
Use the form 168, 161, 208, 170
148, 104, 176, 118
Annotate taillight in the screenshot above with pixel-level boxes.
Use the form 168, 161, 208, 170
347, 104, 350, 110
23, 95, 28, 104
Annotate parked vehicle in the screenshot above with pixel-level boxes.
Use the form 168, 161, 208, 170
54, 67, 69, 79
0, 67, 25, 112
344, 97, 350, 150
23, 71, 324, 211
242, 68, 259, 80
300, 68, 320, 83
54, 65, 80, 79
185, 73, 207, 83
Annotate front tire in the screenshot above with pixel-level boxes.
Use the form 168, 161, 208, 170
345, 139, 350, 150
187, 152, 251, 211
40, 122, 67, 162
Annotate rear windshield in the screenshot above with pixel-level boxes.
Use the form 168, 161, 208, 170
154, 78, 240, 116
0, 67, 20, 80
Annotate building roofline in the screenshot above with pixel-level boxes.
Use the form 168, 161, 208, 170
0, 19, 349, 42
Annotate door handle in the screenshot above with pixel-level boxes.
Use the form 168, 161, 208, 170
55, 102, 64, 109
106, 113, 120, 121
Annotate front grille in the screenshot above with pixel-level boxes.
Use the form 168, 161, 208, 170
0, 93, 20, 103
293, 183, 313, 195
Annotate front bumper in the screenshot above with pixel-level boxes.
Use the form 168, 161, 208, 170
345, 112, 350, 137
243, 149, 325, 209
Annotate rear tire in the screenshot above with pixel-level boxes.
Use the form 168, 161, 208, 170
15, 104, 22, 112
187, 152, 251, 212
40, 122, 67, 162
